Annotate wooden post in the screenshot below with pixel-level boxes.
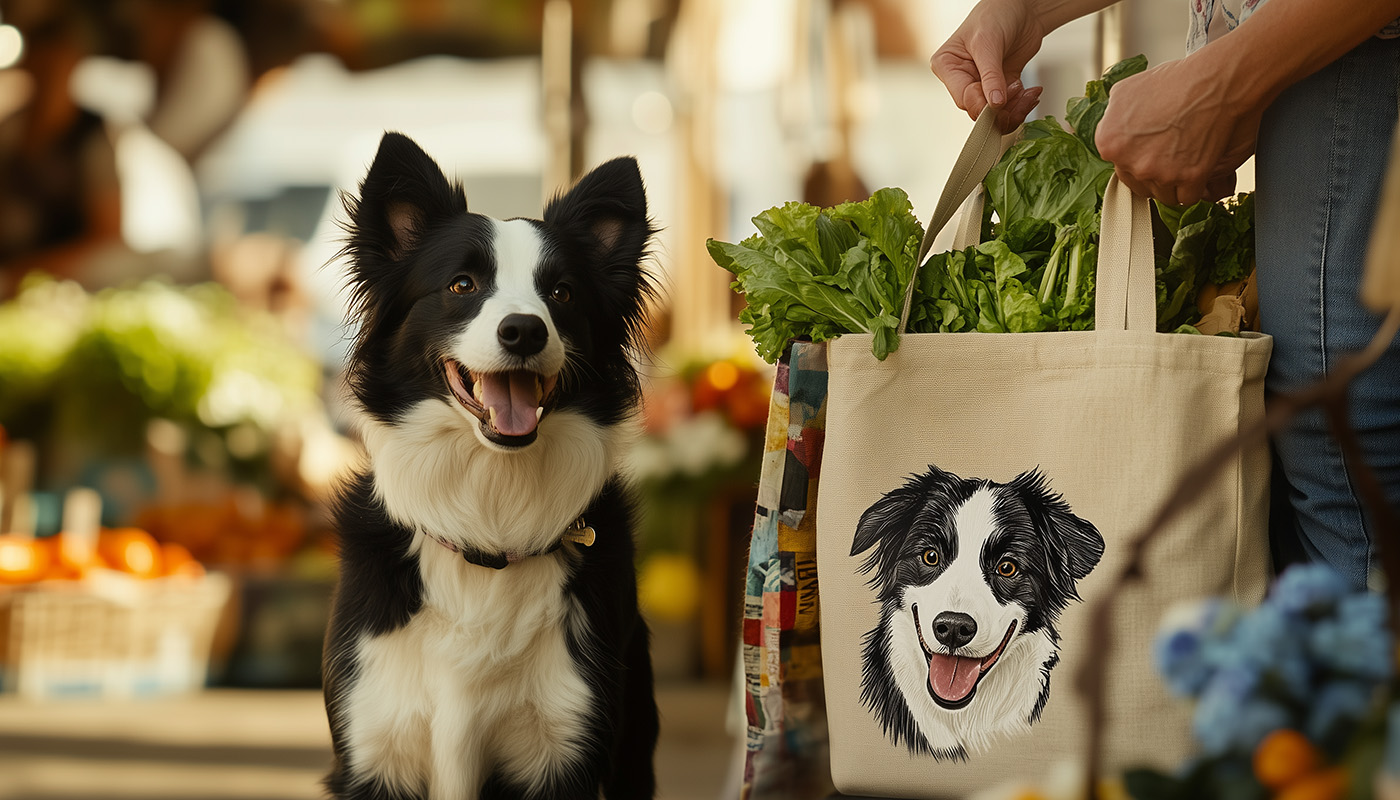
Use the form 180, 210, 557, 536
1094, 2, 1125, 75
542, 0, 575, 196
670, 0, 729, 350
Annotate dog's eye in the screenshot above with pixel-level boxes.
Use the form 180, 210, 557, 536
921, 549, 939, 567
449, 276, 477, 295
997, 560, 1018, 577
551, 283, 572, 303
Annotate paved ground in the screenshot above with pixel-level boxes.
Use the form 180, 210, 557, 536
0, 683, 739, 800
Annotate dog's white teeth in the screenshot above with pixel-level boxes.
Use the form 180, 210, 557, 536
488, 407, 498, 425
473, 380, 484, 402
535, 406, 544, 422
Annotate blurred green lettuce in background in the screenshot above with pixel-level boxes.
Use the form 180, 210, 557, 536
0, 274, 322, 492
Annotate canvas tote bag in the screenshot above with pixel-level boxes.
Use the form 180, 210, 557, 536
816, 110, 1273, 798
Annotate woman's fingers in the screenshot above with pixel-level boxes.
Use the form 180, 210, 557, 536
930, 49, 987, 119
969, 36, 1010, 108
1205, 172, 1238, 201
1113, 167, 1156, 204
997, 82, 1042, 132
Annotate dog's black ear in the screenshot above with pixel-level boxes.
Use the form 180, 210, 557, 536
1010, 469, 1105, 584
346, 132, 464, 266
852, 466, 958, 559
852, 492, 909, 558
544, 157, 656, 345
544, 157, 651, 264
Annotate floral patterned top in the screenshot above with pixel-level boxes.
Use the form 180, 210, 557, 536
1187, 0, 1400, 53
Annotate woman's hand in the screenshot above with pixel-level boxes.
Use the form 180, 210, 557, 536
930, 0, 1049, 132
1095, 50, 1262, 205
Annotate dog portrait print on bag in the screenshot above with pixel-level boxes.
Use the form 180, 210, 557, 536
850, 465, 1105, 761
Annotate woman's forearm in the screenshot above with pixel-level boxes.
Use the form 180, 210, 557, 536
1203, 0, 1400, 112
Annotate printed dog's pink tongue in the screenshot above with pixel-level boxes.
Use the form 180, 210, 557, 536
479, 371, 540, 436
928, 653, 979, 702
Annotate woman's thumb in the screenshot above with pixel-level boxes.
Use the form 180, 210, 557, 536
970, 39, 1009, 107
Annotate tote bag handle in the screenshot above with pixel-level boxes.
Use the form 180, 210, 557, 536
898, 108, 1002, 331
898, 109, 1157, 334
1097, 175, 1157, 332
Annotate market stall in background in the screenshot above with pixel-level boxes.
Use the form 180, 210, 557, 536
0, 1, 1239, 799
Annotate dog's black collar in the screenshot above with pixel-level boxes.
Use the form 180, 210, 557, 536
422, 517, 597, 570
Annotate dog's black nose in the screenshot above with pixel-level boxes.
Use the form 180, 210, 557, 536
498, 314, 548, 356
932, 611, 977, 650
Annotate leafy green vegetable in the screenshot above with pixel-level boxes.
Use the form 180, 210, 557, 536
714, 55, 1258, 361
0, 275, 323, 491
1156, 200, 1219, 331
984, 118, 1115, 229
1211, 192, 1256, 285
1040, 216, 1098, 330
1065, 54, 1148, 158
708, 187, 924, 362
1153, 192, 1256, 331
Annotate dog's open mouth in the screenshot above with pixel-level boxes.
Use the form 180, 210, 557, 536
443, 359, 559, 447
912, 604, 1017, 711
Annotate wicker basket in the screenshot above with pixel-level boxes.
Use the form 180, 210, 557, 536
0, 572, 232, 699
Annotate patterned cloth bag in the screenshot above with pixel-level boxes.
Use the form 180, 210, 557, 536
740, 342, 834, 799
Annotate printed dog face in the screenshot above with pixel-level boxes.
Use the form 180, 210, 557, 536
851, 465, 1104, 760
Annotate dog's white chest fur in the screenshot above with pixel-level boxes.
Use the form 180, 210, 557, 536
360, 401, 628, 554
342, 542, 592, 799
343, 399, 630, 798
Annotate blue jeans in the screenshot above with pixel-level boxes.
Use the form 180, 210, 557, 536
1255, 35, 1400, 587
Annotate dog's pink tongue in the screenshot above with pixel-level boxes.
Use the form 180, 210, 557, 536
479, 371, 540, 436
928, 653, 979, 703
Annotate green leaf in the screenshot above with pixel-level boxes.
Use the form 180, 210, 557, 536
1155, 200, 1223, 331
999, 277, 1052, 332
1211, 192, 1255, 284
708, 189, 925, 362
934, 298, 965, 331
984, 117, 1114, 229
977, 240, 1026, 286
1067, 54, 1149, 158
999, 217, 1057, 263
830, 187, 924, 303
1103, 53, 1150, 89
972, 277, 1005, 333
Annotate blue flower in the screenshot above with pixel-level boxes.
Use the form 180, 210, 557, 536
1203, 663, 1260, 705
1154, 598, 1240, 697
1305, 680, 1376, 742
1269, 564, 1351, 616
1192, 677, 1290, 757
1308, 592, 1393, 682
1155, 628, 1213, 697
1214, 602, 1313, 700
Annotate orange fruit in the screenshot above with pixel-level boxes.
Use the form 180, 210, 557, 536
98, 528, 163, 579
1254, 729, 1322, 790
41, 535, 112, 580
161, 542, 204, 579
1275, 767, 1348, 800
0, 535, 50, 583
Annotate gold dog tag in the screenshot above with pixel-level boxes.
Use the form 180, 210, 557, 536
562, 517, 596, 547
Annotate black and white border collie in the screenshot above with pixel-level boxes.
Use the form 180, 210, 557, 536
850, 465, 1105, 761
323, 132, 658, 800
